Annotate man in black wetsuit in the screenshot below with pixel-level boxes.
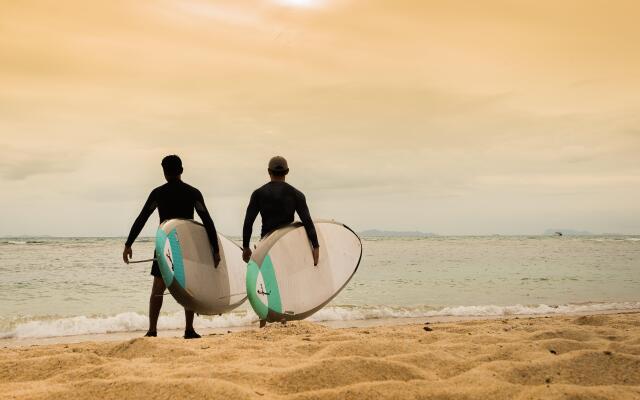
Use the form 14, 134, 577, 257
242, 156, 319, 266
122, 155, 220, 339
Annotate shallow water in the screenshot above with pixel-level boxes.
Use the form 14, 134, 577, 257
0, 235, 639, 338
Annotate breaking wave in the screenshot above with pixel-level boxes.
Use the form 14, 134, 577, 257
2, 301, 639, 340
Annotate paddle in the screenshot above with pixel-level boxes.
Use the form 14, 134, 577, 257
128, 258, 156, 264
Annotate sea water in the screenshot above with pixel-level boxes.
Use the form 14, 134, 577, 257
0, 236, 639, 339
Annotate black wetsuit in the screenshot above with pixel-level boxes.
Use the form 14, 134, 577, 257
242, 181, 319, 249
125, 180, 219, 276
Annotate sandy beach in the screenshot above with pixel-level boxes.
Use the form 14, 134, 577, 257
1, 313, 639, 400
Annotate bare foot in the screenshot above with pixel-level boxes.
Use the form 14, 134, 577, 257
184, 329, 201, 339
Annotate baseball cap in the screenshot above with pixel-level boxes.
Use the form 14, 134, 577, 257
268, 156, 289, 173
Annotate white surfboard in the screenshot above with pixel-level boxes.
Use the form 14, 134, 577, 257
155, 219, 247, 315
246, 220, 362, 322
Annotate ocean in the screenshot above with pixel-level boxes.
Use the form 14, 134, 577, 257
1, 236, 639, 340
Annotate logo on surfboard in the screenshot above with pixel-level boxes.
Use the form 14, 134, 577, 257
165, 242, 174, 271
257, 283, 270, 296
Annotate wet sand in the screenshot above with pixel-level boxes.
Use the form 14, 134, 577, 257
1, 313, 639, 399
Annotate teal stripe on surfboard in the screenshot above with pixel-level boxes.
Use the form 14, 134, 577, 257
246, 261, 267, 319
155, 228, 186, 289
168, 229, 186, 288
155, 229, 173, 287
246, 254, 283, 319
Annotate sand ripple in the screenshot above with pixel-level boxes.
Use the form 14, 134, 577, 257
1, 313, 640, 399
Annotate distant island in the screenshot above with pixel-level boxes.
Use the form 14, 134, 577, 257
543, 229, 593, 236
359, 229, 436, 237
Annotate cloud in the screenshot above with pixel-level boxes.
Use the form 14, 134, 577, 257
272, 0, 325, 8
1, 0, 639, 235
0, 145, 81, 180
162, 0, 266, 27
476, 174, 640, 188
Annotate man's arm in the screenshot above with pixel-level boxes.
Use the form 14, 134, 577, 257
123, 190, 157, 263
295, 191, 319, 248
295, 191, 320, 266
242, 191, 260, 262
194, 191, 220, 266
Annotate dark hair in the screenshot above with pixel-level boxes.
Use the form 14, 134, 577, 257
161, 155, 183, 176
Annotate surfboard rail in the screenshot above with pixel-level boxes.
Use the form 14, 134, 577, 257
246, 220, 362, 322
156, 218, 247, 315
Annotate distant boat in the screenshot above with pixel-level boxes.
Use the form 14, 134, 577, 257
555, 232, 563, 236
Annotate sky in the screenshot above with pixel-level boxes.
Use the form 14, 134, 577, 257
1, 0, 639, 237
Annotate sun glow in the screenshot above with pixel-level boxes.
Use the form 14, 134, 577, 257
273, 0, 324, 8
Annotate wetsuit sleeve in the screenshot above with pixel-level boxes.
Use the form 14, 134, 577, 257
242, 191, 260, 249
295, 191, 319, 248
125, 189, 158, 247
194, 191, 220, 254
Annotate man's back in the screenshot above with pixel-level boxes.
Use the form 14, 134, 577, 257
125, 180, 219, 254
252, 181, 302, 236
241, 156, 319, 273
243, 181, 319, 249
154, 180, 201, 222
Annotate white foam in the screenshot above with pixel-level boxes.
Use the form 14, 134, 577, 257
2, 302, 639, 339
0, 311, 257, 339
310, 302, 640, 321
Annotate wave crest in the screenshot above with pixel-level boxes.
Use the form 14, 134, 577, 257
2, 302, 639, 340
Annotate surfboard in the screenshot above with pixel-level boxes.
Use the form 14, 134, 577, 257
155, 219, 247, 315
246, 220, 362, 322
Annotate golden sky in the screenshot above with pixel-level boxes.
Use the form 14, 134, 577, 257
1, 0, 639, 235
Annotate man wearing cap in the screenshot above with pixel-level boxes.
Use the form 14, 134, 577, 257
122, 155, 221, 339
242, 156, 320, 267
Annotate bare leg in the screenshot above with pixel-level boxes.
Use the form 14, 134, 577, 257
149, 276, 165, 333
185, 309, 195, 331
183, 310, 201, 339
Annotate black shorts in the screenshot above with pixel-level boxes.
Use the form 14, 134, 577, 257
151, 250, 161, 277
